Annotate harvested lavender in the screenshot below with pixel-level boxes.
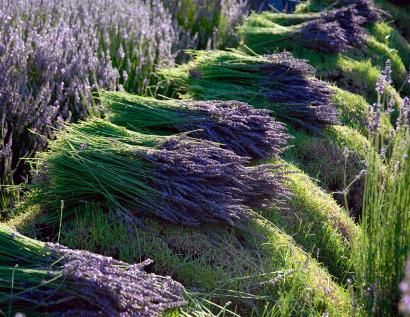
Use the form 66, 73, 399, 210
35, 119, 289, 226
239, 4, 374, 55
159, 50, 339, 133
0, 225, 187, 316
321, 7, 367, 47
100, 91, 291, 160
297, 20, 350, 53
339, 0, 380, 23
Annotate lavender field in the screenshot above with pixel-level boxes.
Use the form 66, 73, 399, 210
0, 0, 410, 316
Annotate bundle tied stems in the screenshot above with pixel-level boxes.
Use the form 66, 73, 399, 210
239, 2, 380, 55
159, 49, 339, 133
99, 91, 291, 160
33, 118, 290, 227
0, 224, 187, 316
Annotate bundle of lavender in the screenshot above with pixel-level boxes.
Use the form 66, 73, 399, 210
239, 3, 379, 54
34, 119, 289, 227
0, 225, 187, 316
100, 91, 291, 160
159, 50, 339, 133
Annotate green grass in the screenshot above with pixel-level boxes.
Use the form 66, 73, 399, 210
49, 202, 353, 316
263, 161, 358, 282
352, 91, 410, 316
284, 125, 368, 218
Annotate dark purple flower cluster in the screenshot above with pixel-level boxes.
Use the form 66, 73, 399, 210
145, 136, 290, 226
299, 4, 374, 54
299, 20, 350, 53
397, 97, 410, 131
339, 0, 381, 24
42, 243, 186, 317
321, 7, 367, 47
260, 54, 339, 131
263, 51, 317, 77
183, 100, 292, 159
0, 0, 179, 187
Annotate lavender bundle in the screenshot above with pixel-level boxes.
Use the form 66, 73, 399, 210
0, 225, 186, 316
159, 50, 339, 133
100, 91, 291, 160
338, 0, 381, 23
239, 5, 375, 54
35, 119, 289, 226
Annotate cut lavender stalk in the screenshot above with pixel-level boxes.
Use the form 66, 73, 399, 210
0, 225, 187, 316
100, 91, 291, 160
339, 0, 381, 24
320, 7, 368, 47
159, 50, 340, 133
239, 3, 376, 56
34, 119, 290, 227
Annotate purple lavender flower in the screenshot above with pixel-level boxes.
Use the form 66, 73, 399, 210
299, 20, 350, 53
383, 60, 393, 85
397, 97, 410, 132
376, 75, 386, 96
145, 136, 290, 226
321, 6, 367, 47
46, 243, 187, 317
368, 102, 382, 135
339, 0, 381, 24
184, 100, 291, 159
0, 0, 179, 187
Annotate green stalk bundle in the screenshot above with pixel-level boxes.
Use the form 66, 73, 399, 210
239, 4, 375, 55
158, 49, 339, 133
0, 224, 187, 316
33, 118, 289, 227
99, 91, 291, 160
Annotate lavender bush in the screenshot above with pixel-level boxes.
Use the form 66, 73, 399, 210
0, 0, 180, 190
0, 0, 249, 199
162, 0, 248, 49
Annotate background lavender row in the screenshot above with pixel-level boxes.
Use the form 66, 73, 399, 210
0, 0, 248, 194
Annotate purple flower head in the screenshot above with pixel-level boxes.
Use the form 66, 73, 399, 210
382, 59, 393, 85
376, 75, 386, 96
397, 97, 410, 132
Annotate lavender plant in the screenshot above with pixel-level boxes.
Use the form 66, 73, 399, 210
0, 0, 184, 193
159, 50, 339, 133
34, 119, 289, 227
352, 64, 410, 316
162, 0, 248, 49
400, 257, 410, 317
100, 91, 291, 160
0, 224, 187, 316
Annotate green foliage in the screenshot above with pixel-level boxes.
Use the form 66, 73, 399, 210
263, 161, 358, 281
53, 202, 353, 316
352, 90, 410, 316
369, 21, 410, 69
162, 0, 246, 49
